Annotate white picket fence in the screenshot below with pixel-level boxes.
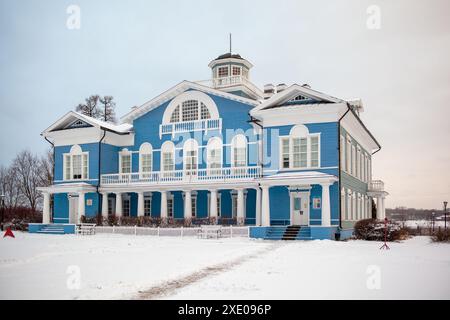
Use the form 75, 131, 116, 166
95, 225, 249, 238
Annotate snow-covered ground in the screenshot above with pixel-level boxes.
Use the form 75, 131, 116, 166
1, 232, 449, 299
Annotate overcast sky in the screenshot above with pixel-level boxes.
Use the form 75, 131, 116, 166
1, 0, 449, 209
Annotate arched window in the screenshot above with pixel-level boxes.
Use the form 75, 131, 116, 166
139, 143, 153, 174
161, 141, 175, 175
183, 139, 198, 176
231, 134, 247, 168
162, 90, 219, 125
279, 125, 320, 169
207, 137, 222, 174
64, 145, 88, 180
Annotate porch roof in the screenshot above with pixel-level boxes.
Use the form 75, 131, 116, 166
260, 171, 338, 187
37, 183, 97, 194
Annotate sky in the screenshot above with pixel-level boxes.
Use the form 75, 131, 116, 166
0, 0, 449, 210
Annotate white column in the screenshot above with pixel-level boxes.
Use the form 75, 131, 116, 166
160, 191, 168, 219
78, 192, 85, 224
137, 192, 145, 217
101, 192, 109, 219
237, 188, 245, 225
321, 183, 332, 227
210, 189, 218, 222
184, 190, 192, 219
261, 185, 270, 226
381, 196, 386, 220
255, 187, 261, 226
376, 196, 382, 220
115, 192, 122, 218
42, 192, 51, 224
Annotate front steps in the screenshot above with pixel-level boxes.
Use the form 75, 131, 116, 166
263, 226, 312, 241
36, 225, 65, 235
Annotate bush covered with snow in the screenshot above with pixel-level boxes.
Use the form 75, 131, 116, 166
432, 228, 450, 242
354, 219, 409, 241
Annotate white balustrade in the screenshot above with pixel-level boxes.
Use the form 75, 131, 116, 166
101, 166, 261, 185
159, 118, 222, 137
369, 180, 384, 192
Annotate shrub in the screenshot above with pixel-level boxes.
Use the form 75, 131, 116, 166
80, 215, 98, 224
431, 228, 450, 242
354, 218, 409, 241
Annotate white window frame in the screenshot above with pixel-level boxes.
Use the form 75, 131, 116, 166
144, 195, 152, 217
278, 132, 321, 170
207, 137, 223, 173
217, 66, 229, 78
139, 143, 153, 175
167, 194, 174, 218
231, 134, 247, 168
63, 145, 89, 181
346, 138, 351, 173
183, 139, 198, 176
119, 149, 132, 174
161, 141, 175, 174
340, 135, 345, 170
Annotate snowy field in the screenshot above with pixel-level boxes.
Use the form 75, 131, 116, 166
1, 232, 449, 300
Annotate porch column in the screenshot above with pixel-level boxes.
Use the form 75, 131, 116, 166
255, 187, 261, 226
261, 185, 271, 226
209, 189, 218, 223
42, 192, 51, 224
78, 192, 85, 224
115, 192, 122, 218
160, 191, 168, 219
137, 192, 145, 217
321, 183, 332, 227
376, 196, 382, 220
101, 192, 109, 219
184, 190, 192, 219
381, 196, 386, 220
236, 188, 245, 225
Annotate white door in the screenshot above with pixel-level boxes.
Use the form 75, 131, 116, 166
68, 195, 79, 224
291, 193, 309, 226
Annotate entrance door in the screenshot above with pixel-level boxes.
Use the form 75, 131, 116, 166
68, 195, 79, 224
291, 193, 309, 226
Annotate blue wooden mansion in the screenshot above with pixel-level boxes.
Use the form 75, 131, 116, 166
35, 52, 388, 240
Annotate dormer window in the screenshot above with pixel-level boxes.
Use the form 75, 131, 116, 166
218, 66, 229, 78
63, 145, 88, 180
232, 66, 241, 76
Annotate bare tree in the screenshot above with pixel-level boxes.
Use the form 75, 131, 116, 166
11, 151, 42, 212
99, 95, 117, 123
0, 165, 24, 210
76, 95, 100, 118
39, 149, 54, 187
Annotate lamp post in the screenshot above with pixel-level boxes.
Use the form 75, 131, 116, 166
0, 194, 5, 232
444, 201, 448, 230
431, 211, 435, 232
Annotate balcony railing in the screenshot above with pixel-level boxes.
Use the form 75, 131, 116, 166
101, 166, 261, 185
195, 76, 264, 98
368, 180, 385, 192
159, 118, 222, 138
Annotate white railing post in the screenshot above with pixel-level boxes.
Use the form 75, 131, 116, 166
181, 226, 184, 238
157, 226, 160, 237
134, 225, 137, 236
230, 225, 233, 238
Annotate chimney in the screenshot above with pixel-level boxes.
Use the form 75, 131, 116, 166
276, 83, 287, 93
263, 84, 275, 99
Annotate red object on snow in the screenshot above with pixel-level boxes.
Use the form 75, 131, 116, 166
3, 227, 15, 238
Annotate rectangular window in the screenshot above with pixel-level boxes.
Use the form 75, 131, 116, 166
293, 138, 307, 168
346, 139, 351, 173
356, 148, 360, 179
167, 198, 173, 217
108, 198, 114, 215
232, 195, 238, 218
185, 150, 197, 175
191, 196, 197, 217
313, 198, 321, 209
232, 66, 241, 76
72, 154, 82, 179
141, 154, 152, 173
310, 136, 319, 167
208, 148, 222, 175
340, 135, 345, 170
144, 198, 151, 216
162, 152, 174, 172
281, 138, 290, 169
233, 147, 246, 167
351, 146, 356, 176
64, 155, 71, 180
121, 154, 131, 174
217, 66, 229, 78
123, 199, 130, 217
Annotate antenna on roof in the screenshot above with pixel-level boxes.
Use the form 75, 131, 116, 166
229, 33, 232, 54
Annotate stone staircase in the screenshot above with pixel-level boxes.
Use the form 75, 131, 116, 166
36, 224, 65, 235
263, 226, 312, 240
